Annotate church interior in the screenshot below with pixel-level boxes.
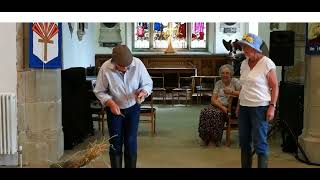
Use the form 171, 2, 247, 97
0, 21, 320, 168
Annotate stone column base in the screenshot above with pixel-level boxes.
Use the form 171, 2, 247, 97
299, 135, 320, 164
21, 129, 64, 167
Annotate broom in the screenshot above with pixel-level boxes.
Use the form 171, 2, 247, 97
50, 135, 116, 168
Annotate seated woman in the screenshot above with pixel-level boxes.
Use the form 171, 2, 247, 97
198, 64, 241, 146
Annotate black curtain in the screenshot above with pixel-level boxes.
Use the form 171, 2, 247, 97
61, 67, 94, 150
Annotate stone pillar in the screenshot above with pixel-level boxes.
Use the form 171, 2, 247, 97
17, 23, 64, 167
299, 55, 320, 164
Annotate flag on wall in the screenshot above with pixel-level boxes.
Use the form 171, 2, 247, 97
306, 23, 320, 55
29, 23, 62, 69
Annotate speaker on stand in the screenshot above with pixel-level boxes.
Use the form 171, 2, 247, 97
269, 30, 295, 82
269, 31, 299, 153
269, 31, 295, 66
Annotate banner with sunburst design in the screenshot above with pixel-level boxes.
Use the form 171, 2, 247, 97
29, 23, 62, 68
306, 23, 320, 55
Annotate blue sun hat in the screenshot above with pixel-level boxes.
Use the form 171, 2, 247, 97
237, 33, 263, 53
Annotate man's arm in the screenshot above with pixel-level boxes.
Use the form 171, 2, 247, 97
94, 67, 121, 115
93, 67, 112, 106
138, 61, 153, 96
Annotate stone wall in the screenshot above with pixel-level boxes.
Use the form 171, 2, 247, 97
16, 23, 64, 167
300, 55, 320, 164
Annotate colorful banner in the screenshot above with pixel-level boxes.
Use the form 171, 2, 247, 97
29, 23, 62, 68
306, 23, 320, 55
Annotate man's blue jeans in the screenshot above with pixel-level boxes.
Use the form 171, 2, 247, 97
239, 105, 269, 156
106, 103, 140, 159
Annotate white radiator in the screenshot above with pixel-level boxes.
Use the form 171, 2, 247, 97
0, 93, 17, 155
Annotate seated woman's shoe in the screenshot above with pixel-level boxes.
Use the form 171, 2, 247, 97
200, 140, 210, 146
214, 141, 221, 147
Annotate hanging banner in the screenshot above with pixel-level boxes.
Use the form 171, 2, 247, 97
306, 23, 320, 55
29, 23, 62, 69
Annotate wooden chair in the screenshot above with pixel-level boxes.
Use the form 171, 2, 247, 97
224, 96, 239, 146
90, 99, 105, 136
172, 76, 192, 106
87, 80, 105, 136
140, 93, 156, 135
151, 76, 167, 104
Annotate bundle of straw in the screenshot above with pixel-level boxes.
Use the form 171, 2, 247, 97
50, 138, 110, 168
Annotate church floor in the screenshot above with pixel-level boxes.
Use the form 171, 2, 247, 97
61, 104, 317, 168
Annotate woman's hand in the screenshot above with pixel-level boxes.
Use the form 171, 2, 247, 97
223, 87, 233, 95
221, 106, 228, 114
266, 106, 275, 121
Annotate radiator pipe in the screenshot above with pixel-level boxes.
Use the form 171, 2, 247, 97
18, 145, 22, 168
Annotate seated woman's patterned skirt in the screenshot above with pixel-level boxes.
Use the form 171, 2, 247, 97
198, 104, 227, 145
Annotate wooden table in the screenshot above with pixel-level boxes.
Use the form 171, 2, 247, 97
191, 76, 220, 104
171, 88, 192, 106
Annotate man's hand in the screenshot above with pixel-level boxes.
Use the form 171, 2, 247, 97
106, 99, 121, 115
137, 89, 147, 98
136, 89, 147, 104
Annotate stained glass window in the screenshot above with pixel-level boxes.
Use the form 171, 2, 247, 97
133, 22, 207, 51
134, 22, 150, 48
153, 22, 169, 48
172, 22, 187, 48
190, 22, 206, 48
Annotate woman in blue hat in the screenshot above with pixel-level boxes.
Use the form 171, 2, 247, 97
236, 33, 279, 168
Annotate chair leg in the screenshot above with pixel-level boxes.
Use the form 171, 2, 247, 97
196, 92, 199, 104
163, 91, 166, 104
172, 92, 174, 106
98, 114, 102, 131
185, 93, 188, 106
226, 122, 231, 147
150, 115, 154, 135
153, 113, 156, 135
101, 112, 105, 136
162, 92, 164, 104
